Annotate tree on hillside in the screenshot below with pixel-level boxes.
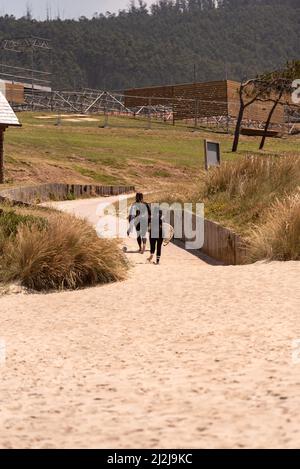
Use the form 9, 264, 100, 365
232, 75, 276, 152
258, 61, 300, 149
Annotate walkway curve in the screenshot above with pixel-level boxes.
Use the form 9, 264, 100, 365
0, 196, 299, 449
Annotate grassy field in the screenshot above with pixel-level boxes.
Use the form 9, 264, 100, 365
3, 112, 300, 191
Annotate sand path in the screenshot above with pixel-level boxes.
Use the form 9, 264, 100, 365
0, 196, 300, 449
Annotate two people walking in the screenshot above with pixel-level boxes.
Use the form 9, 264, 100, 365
127, 193, 165, 265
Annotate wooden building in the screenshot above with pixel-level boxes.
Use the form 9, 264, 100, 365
0, 80, 25, 105
124, 80, 285, 125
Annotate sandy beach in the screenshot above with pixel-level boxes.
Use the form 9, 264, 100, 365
0, 197, 299, 449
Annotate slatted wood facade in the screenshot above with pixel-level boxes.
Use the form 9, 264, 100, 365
6, 83, 25, 104
173, 81, 228, 120
124, 84, 174, 108
124, 80, 285, 125
0, 81, 25, 104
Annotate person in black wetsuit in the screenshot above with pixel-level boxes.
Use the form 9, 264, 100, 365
128, 193, 151, 254
147, 206, 164, 265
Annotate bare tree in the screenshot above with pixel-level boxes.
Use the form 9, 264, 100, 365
232, 76, 274, 152
259, 61, 300, 149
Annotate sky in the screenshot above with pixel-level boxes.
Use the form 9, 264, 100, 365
0, 0, 155, 19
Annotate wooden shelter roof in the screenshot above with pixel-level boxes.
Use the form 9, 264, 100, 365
0, 91, 21, 127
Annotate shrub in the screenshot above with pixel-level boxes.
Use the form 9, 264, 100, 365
0, 214, 128, 291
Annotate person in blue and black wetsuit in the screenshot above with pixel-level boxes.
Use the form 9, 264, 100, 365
147, 206, 164, 265
128, 193, 151, 254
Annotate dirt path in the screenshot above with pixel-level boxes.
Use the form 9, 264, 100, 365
0, 196, 299, 449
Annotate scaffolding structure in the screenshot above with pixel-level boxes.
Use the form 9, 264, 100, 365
0, 43, 297, 134
0, 36, 52, 92
9, 87, 298, 134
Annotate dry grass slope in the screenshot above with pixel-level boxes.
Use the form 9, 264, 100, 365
201, 154, 300, 234
157, 154, 300, 262
247, 192, 300, 262
203, 155, 300, 199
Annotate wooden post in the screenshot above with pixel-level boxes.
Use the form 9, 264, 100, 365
147, 98, 152, 130
104, 92, 109, 128
172, 98, 175, 126
0, 127, 5, 184
194, 99, 198, 129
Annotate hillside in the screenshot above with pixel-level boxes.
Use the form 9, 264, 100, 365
0, 0, 299, 90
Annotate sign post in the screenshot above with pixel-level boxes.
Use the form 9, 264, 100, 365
204, 139, 221, 170
0, 126, 5, 184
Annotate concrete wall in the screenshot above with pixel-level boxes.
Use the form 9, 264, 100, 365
170, 210, 247, 266
0, 183, 135, 206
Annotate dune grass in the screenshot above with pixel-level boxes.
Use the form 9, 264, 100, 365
0, 208, 128, 291
198, 154, 300, 235
246, 192, 300, 262
201, 154, 300, 261
156, 154, 300, 261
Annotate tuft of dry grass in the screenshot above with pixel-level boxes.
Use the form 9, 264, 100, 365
246, 192, 300, 262
0, 213, 128, 291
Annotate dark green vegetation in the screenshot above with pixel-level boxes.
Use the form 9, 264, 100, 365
0, 0, 299, 90
0, 208, 46, 239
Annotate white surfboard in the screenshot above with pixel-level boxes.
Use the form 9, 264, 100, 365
162, 223, 174, 246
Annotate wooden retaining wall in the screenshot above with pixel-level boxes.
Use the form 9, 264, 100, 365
170, 210, 247, 265
203, 217, 247, 265
0, 183, 135, 205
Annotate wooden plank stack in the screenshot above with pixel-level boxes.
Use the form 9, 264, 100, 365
124, 80, 286, 125
0, 80, 25, 104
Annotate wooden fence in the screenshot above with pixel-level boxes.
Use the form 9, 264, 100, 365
0, 183, 135, 205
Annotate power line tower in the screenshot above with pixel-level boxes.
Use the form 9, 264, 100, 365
0, 37, 52, 109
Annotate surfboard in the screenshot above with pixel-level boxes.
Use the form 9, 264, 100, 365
162, 223, 174, 246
